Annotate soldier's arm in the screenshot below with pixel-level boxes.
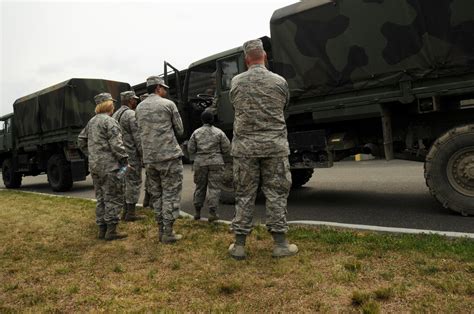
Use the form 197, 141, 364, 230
107, 119, 128, 166
281, 78, 290, 109
187, 132, 197, 155
204, 95, 218, 116
220, 131, 231, 155
77, 124, 89, 156
170, 102, 184, 137
128, 112, 143, 157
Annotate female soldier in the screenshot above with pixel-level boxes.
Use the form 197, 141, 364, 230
78, 92, 129, 240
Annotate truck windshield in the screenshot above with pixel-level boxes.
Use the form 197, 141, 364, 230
187, 62, 216, 100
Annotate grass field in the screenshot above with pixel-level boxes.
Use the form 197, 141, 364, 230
0, 190, 473, 312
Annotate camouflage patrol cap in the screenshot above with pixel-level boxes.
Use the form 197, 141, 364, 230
140, 93, 149, 101
94, 92, 116, 104
146, 76, 170, 89
120, 90, 139, 101
243, 39, 264, 56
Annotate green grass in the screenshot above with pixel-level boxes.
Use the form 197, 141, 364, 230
0, 190, 473, 312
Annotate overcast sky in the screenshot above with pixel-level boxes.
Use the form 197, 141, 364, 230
0, 0, 295, 116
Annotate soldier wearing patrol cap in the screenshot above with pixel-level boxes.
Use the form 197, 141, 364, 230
228, 39, 298, 259
135, 76, 185, 244
137, 93, 152, 209
78, 92, 129, 241
112, 90, 144, 222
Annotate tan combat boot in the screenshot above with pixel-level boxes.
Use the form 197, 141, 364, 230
228, 234, 247, 260
271, 233, 298, 258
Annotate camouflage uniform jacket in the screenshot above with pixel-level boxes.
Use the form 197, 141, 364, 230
112, 105, 142, 161
78, 113, 128, 174
229, 64, 290, 157
135, 94, 184, 163
187, 124, 231, 167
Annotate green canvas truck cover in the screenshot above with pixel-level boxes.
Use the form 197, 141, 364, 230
270, 0, 474, 98
13, 78, 131, 138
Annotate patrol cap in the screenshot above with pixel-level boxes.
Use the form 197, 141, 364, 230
243, 39, 264, 56
140, 93, 149, 101
146, 76, 169, 89
120, 90, 139, 101
94, 92, 116, 105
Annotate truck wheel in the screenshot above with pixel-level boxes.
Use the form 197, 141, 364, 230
47, 154, 73, 192
2, 159, 22, 188
291, 169, 314, 188
424, 125, 474, 216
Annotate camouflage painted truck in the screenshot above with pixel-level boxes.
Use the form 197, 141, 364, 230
0, 78, 131, 191
134, 0, 474, 215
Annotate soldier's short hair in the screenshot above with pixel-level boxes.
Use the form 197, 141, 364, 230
95, 100, 114, 114
147, 84, 158, 94
201, 110, 214, 125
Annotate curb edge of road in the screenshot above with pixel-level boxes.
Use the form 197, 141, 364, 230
2, 189, 473, 239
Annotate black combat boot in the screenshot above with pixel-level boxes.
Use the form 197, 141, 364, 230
271, 232, 298, 258
208, 208, 219, 223
121, 203, 128, 221
228, 234, 247, 260
161, 222, 183, 244
104, 223, 128, 241
143, 191, 150, 208
124, 204, 145, 221
194, 206, 201, 220
98, 224, 107, 240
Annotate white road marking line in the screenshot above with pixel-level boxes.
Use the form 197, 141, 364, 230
2, 189, 473, 239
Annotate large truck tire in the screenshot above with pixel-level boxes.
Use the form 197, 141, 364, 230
291, 169, 314, 188
2, 159, 22, 188
47, 154, 73, 192
424, 125, 474, 216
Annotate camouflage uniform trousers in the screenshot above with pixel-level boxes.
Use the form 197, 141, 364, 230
123, 155, 142, 205
145, 158, 183, 226
193, 165, 223, 210
231, 156, 292, 235
91, 171, 123, 225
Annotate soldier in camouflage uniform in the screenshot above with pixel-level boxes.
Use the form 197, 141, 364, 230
228, 39, 298, 259
187, 111, 231, 221
78, 92, 129, 241
135, 76, 185, 244
112, 90, 144, 221
138, 93, 152, 209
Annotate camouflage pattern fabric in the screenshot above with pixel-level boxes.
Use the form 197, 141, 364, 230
231, 156, 292, 235
91, 170, 124, 225
187, 124, 231, 167
193, 165, 223, 210
145, 159, 183, 226
78, 113, 128, 175
112, 106, 142, 204
135, 94, 184, 163
229, 64, 290, 157
270, 0, 474, 98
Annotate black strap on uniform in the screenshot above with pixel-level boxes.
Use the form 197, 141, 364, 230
116, 107, 129, 124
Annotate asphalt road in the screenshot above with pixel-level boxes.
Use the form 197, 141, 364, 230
1, 160, 473, 233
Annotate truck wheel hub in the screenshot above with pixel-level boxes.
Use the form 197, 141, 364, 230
447, 147, 474, 197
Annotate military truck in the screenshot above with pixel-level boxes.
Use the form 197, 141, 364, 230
134, 0, 474, 215
0, 78, 131, 191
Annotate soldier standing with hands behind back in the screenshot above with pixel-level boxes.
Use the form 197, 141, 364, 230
112, 91, 144, 221
135, 76, 185, 244
78, 93, 129, 241
228, 39, 298, 260
188, 111, 231, 221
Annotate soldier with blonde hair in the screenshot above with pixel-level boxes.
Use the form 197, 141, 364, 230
78, 92, 129, 241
